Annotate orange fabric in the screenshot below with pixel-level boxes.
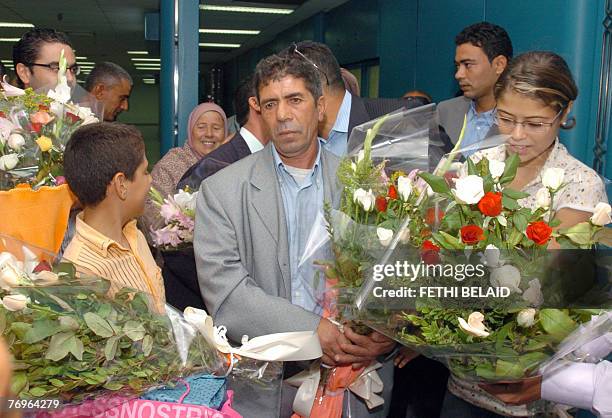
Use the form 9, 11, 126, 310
292, 278, 366, 418
0, 184, 74, 256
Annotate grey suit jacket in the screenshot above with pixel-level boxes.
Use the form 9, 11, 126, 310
194, 142, 341, 342
438, 95, 498, 144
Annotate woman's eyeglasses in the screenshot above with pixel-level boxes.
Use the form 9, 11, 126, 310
291, 43, 329, 86
494, 108, 564, 134
28, 62, 81, 76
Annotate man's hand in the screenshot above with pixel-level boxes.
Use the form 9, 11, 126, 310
340, 327, 397, 369
394, 347, 419, 368
316, 319, 378, 367
479, 375, 542, 405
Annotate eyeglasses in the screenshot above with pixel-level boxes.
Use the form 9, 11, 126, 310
291, 43, 329, 86
28, 62, 81, 76
494, 108, 564, 134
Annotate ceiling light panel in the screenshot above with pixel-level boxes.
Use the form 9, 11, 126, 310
199, 5, 294, 14
0, 38, 20, 42
199, 42, 241, 48
131, 58, 161, 62
0, 22, 33, 28
127, 51, 149, 55
199, 29, 259, 35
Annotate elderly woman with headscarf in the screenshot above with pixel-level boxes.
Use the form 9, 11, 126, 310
142, 102, 228, 233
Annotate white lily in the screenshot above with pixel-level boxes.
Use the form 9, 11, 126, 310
397, 176, 412, 201
353, 188, 375, 212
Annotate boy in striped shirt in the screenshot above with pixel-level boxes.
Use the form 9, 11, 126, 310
63, 122, 166, 312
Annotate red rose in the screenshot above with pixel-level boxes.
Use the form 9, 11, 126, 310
0, 111, 5, 118
375, 195, 387, 212
526, 221, 553, 245
421, 240, 441, 264
388, 184, 398, 200
33, 261, 52, 273
31, 122, 42, 133
66, 112, 80, 123
425, 207, 445, 225
477, 192, 503, 217
460, 225, 485, 245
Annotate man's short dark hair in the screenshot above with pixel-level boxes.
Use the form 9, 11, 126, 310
280, 41, 344, 92
253, 53, 322, 102
455, 22, 513, 62
64, 123, 145, 207
84, 62, 133, 92
233, 76, 255, 127
12, 28, 73, 87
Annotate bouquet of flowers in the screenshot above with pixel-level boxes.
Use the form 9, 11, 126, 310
353, 136, 612, 384
0, 236, 226, 405
0, 49, 98, 189
148, 187, 197, 250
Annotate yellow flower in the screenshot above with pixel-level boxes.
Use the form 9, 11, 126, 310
36, 136, 53, 152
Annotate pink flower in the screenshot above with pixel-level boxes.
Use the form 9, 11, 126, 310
160, 201, 181, 223
30, 111, 54, 126
175, 212, 194, 231
151, 225, 182, 247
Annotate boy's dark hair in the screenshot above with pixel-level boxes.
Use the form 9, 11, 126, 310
281, 41, 344, 92
233, 76, 255, 127
85, 62, 133, 92
12, 28, 73, 88
253, 53, 322, 102
455, 22, 513, 62
64, 123, 145, 207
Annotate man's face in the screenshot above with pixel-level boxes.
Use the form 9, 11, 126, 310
18, 42, 76, 90
125, 155, 152, 218
98, 78, 132, 122
454, 43, 503, 100
258, 76, 324, 161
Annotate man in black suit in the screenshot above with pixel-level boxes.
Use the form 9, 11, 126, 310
283, 41, 430, 157
177, 76, 270, 190
165, 77, 269, 312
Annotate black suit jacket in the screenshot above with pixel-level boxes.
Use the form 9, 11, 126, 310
177, 131, 252, 191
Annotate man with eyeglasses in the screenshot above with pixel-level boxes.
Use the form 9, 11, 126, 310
282, 41, 429, 158
438, 22, 513, 155
13, 28, 78, 91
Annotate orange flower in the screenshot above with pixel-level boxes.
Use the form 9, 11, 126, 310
388, 184, 398, 200
30, 110, 54, 125
477, 192, 503, 217
526, 221, 552, 245
375, 195, 388, 212
460, 225, 485, 245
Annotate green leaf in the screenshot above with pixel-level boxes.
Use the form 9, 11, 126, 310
419, 172, 450, 195
123, 321, 146, 342
502, 195, 520, 210
142, 335, 153, 356
24, 319, 62, 344
58, 316, 80, 331
10, 322, 32, 340
69, 336, 84, 361
45, 332, 75, 362
30, 386, 48, 397
0, 310, 6, 334
502, 188, 530, 200
84, 312, 114, 338
97, 303, 112, 318
512, 212, 528, 233
495, 359, 524, 379
438, 231, 465, 249
103, 381, 124, 391
54, 262, 76, 278
499, 153, 519, 185
22, 343, 46, 357
467, 157, 477, 176
540, 309, 577, 340
104, 336, 120, 361
518, 352, 549, 372
475, 363, 497, 379
558, 222, 593, 246
10, 372, 28, 395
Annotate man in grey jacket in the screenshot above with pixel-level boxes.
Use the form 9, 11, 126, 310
194, 53, 395, 417
438, 22, 513, 153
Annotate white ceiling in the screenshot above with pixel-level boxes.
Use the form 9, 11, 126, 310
0, 0, 348, 82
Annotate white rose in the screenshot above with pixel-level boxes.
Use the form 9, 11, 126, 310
517, 308, 537, 328
33, 270, 60, 285
453, 175, 485, 205
377, 227, 394, 247
483, 244, 502, 268
174, 189, 197, 212
458, 312, 490, 338
0, 153, 19, 171
535, 187, 551, 209
353, 188, 375, 212
397, 176, 412, 201
522, 279, 544, 307
489, 264, 522, 294
1, 294, 29, 311
542, 167, 565, 191
591, 202, 612, 226
7, 133, 25, 151
488, 159, 506, 179
50, 101, 64, 118
0, 264, 21, 290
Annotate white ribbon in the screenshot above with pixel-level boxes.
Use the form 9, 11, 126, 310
286, 361, 384, 417
183, 307, 322, 362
